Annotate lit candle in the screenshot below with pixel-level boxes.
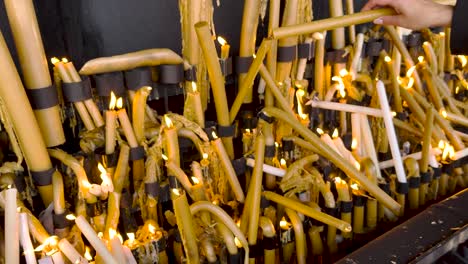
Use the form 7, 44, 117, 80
69, 215, 118, 264
19, 212, 35, 264
132, 86, 152, 144
351, 113, 362, 155
108, 229, 126, 264
441, 109, 468, 127
332, 129, 360, 170
211, 131, 245, 202
98, 163, 114, 198
316, 128, 342, 157
217, 36, 230, 60
376, 80, 407, 184
183, 82, 205, 127
4, 187, 19, 264
58, 238, 88, 264
163, 115, 180, 167
106, 92, 117, 155
116, 97, 138, 148
335, 177, 352, 239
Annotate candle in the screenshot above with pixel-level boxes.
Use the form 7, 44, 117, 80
211, 131, 245, 202
70, 215, 118, 264
108, 229, 126, 264
350, 33, 365, 78
116, 97, 138, 148
132, 86, 152, 144
297, 37, 313, 80
314, 32, 326, 100
345, 0, 356, 43
329, 0, 345, 49
421, 108, 435, 174
360, 114, 383, 180
217, 36, 230, 59
4, 0, 65, 147
4, 187, 19, 264
245, 158, 286, 177
63, 59, 104, 128
351, 185, 365, 234
276, 0, 298, 83
382, 53, 403, 113
106, 92, 117, 155
441, 110, 468, 127
285, 208, 306, 264
183, 82, 205, 127
263, 191, 352, 232
195, 21, 234, 158
351, 113, 362, 155
376, 80, 407, 184
308, 99, 384, 117
19, 212, 36, 264
335, 177, 352, 239
316, 128, 342, 157
264, 0, 280, 107
58, 238, 88, 264
422, 42, 438, 73
163, 115, 180, 168
272, 8, 396, 39
172, 189, 200, 263
379, 148, 442, 169
332, 129, 360, 169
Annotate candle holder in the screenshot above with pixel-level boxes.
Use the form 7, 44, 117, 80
94, 71, 126, 103
124, 67, 153, 91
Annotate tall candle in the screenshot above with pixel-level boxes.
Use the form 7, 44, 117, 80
276, 0, 299, 82
376, 81, 407, 184
315, 32, 326, 100
329, 0, 345, 49
163, 115, 180, 167
73, 215, 118, 264
19, 213, 36, 264
108, 229, 126, 264
106, 92, 117, 155
351, 113, 362, 155
58, 238, 88, 264
211, 131, 245, 202
116, 97, 138, 148
217, 36, 230, 59
4, 0, 65, 147
184, 82, 205, 127
248, 134, 265, 247
5, 188, 19, 264
360, 114, 383, 180
309, 99, 383, 117
132, 86, 152, 144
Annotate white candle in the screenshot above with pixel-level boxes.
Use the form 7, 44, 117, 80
123, 246, 137, 264
74, 215, 118, 264
5, 187, 19, 264
331, 129, 360, 169
453, 147, 468, 161
376, 80, 407, 183
316, 128, 343, 157
351, 113, 362, 156
308, 99, 383, 117
109, 229, 126, 264
105, 92, 117, 155
245, 158, 286, 177
360, 114, 383, 180
58, 238, 88, 264
379, 148, 442, 169
116, 97, 138, 148
19, 213, 36, 264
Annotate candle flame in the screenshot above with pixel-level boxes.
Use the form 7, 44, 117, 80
384, 56, 391, 63
316, 127, 324, 135
172, 188, 181, 196
191, 176, 200, 185
275, 142, 279, 148
236, 220, 241, 227
296, 89, 308, 120
440, 32, 446, 37
211, 131, 218, 140
98, 163, 106, 175
164, 115, 173, 128
109, 91, 117, 110
161, 154, 168, 161
355, 161, 361, 171
98, 232, 103, 239
351, 138, 358, 150
438, 140, 445, 150
117, 233, 124, 244
148, 224, 156, 234
202, 153, 208, 160
280, 217, 289, 229
245, 128, 251, 133
332, 128, 339, 139
66, 214, 76, 221
84, 247, 93, 261
392, 111, 397, 117
456, 86, 460, 94
109, 228, 117, 239
217, 36, 227, 46
406, 66, 416, 78
457, 55, 467, 67
234, 237, 242, 248
406, 77, 415, 89
312, 32, 324, 40
418, 56, 424, 63
339, 69, 348, 77
440, 109, 448, 119
449, 145, 456, 160
334, 177, 344, 185
127, 233, 135, 243
350, 183, 359, 190
116, 97, 123, 109
61, 58, 69, 63
332, 76, 346, 98
280, 158, 287, 167
50, 57, 60, 65
191, 82, 197, 92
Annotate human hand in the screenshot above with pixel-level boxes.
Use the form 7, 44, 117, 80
362, 0, 453, 30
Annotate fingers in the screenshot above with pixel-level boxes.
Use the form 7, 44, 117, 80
373, 15, 403, 27
362, 0, 399, 11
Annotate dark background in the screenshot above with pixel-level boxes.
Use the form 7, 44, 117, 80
0, 0, 367, 69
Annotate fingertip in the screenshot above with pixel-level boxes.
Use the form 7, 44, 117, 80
373, 18, 383, 25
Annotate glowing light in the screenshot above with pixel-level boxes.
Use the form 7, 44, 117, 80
384, 56, 391, 63
116, 97, 123, 109
406, 66, 416, 78
296, 89, 308, 120
217, 36, 227, 46
84, 247, 93, 261
98, 163, 106, 175
98, 232, 103, 239
127, 233, 135, 243
191, 176, 200, 185
418, 56, 424, 63
245, 129, 251, 133
211, 131, 218, 140
312, 32, 324, 40
202, 153, 208, 160
275, 142, 279, 148
456, 86, 460, 94
355, 161, 361, 171
280, 158, 287, 167
351, 138, 358, 150
339, 69, 348, 77
162, 154, 168, 161
334, 177, 343, 184
61, 58, 69, 63
449, 145, 456, 160
172, 188, 181, 196
191, 82, 197, 92
316, 127, 324, 135
117, 233, 124, 244
66, 214, 76, 221
50, 57, 60, 65
280, 217, 289, 229
391, 111, 397, 117
458, 55, 467, 67
148, 224, 156, 234
109, 228, 117, 239
407, 77, 415, 89
438, 140, 445, 149
109, 92, 117, 110
234, 237, 242, 248
164, 115, 173, 128
440, 109, 448, 119
332, 128, 339, 139
350, 183, 359, 190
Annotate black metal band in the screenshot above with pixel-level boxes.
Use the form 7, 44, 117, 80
129, 146, 145, 161
94, 72, 126, 97
298, 42, 314, 59
62, 80, 92, 102
258, 111, 275, 124
235, 56, 253, 74
159, 184, 171, 203
341, 201, 353, 213
396, 181, 409, 194
353, 195, 366, 207
396, 112, 409, 121
249, 244, 262, 257
420, 171, 432, 184
379, 183, 391, 194
158, 64, 184, 84
185, 67, 197, 82
260, 195, 270, 209
265, 145, 275, 158
282, 139, 294, 151
219, 57, 233, 76
366, 40, 383, 57
432, 166, 442, 179
53, 212, 73, 229
119, 190, 132, 208
217, 124, 236, 137
405, 32, 422, 47
229, 251, 243, 264
326, 49, 348, 63
168, 176, 180, 189
86, 200, 105, 217
124, 67, 152, 91
277, 45, 297, 62
31, 167, 55, 186
26, 85, 59, 110
174, 229, 182, 242
232, 157, 247, 176
409, 177, 421, 188
325, 206, 339, 217
145, 182, 160, 197
262, 236, 279, 250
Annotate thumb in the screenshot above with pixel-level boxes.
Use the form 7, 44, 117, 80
373, 15, 403, 27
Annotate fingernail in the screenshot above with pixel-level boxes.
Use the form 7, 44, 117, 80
374, 18, 383, 25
